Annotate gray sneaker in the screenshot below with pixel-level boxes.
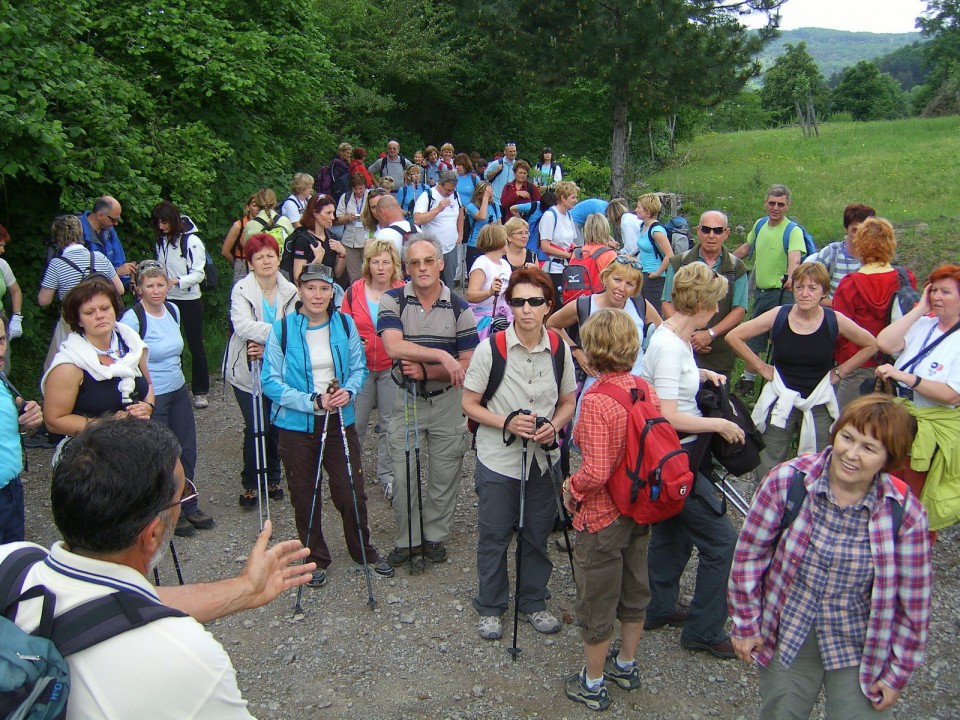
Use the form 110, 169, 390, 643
478, 616, 503, 640
565, 668, 611, 712
523, 610, 561, 634
603, 649, 640, 690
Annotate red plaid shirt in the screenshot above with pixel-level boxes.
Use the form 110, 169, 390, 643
569, 373, 660, 533
728, 449, 931, 699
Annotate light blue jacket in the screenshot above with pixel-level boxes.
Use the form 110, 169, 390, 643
261, 309, 367, 432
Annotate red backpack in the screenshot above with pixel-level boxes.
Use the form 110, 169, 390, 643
561, 246, 615, 304
587, 377, 692, 524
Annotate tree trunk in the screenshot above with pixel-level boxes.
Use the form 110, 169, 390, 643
795, 101, 808, 137
610, 99, 629, 198
667, 114, 677, 153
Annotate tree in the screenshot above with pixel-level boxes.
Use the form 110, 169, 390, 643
760, 42, 830, 125
831, 62, 909, 120
916, 0, 960, 115
457, 0, 783, 197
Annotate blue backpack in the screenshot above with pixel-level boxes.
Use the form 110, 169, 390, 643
751, 216, 817, 261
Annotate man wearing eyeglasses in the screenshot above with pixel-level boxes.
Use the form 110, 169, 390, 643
661, 211, 748, 380
732, 185, 806, 396
78, 195, 137, 290
485, 142, 518, 204
0, 417, 314, 718
378, 236, 479, 566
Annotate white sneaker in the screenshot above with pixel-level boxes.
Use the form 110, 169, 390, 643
383, 481, 393, 500
523, 610, 561, 634
193, 395, 209, 409
478, 616, 503, 640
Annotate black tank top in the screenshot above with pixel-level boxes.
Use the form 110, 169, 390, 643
74, 372, 150, 418
772, 311, 834, 397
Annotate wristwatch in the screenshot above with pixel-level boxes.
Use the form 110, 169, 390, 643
707, 328, 716, 339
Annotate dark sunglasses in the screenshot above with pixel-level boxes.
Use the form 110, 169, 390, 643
612, 256, 643, 271
100, 210, 121, 225
506, 296, 548, 308
699, 225, 727, 235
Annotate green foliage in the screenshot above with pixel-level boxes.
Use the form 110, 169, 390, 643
691, 90, 772, 133
760, 42, 830, 124
558, 157, 611, 199
645, 115, 960, 281
875, 41, 930, 91
758, 28, 923, 80
831, 62, 910, 121
917, 1, 960, 116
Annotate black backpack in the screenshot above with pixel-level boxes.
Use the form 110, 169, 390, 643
695, 382, 765, 476
0, 547, 185, 719
132, 301, 180, 340
889, 266, 920, 322
162, 216, 217, 291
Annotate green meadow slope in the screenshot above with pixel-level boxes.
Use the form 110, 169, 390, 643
645, 116, 960, 278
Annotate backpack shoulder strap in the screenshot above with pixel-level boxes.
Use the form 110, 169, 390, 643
133, 303, 148, 340
0, 547, 48, 611
587, 381, 634, 410
576, 296, 590, 328
823, 307, 838, 344
479, 331, 508, 409
546, 329, 565, 396
888, 476, 908, 537
591, 246, 613, 260
344, 284, 354, 311
164, 300, 179, 322
50, 590, 187, 657
336, 310, 349, 335
280, 313, 289, 356
752, 216, 768, 239
770, 304, 792, 342
778, 469, 809, 540
782, 220, 798, 253
894, 266, 910, 288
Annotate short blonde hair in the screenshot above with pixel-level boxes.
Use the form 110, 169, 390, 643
671, 263, 728, 315
581, 309, 639, 374
599, 257, 643, 297
504, 217, 529, 236
51, 214, 83, 249
583, 213, 611, 246
476, 223, 508, 253
361, 240, 402, 284
637, 193, 662, 216
791, 262, 831, 294
440, 142, 454, 154
554, 180, 579, 202
290, 172, 314, 194
854, 217, 897, 266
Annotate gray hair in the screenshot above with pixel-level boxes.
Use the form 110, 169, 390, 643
766, 184, 791, 201
401, 234, 442, 263
699, 209, 729, 227
52, 214, 83, 249
437, 170, 457, 186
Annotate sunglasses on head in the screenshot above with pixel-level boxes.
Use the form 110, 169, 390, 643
612, 256, 643, 271
699, 225, 727, 235
506, 296, 548, 308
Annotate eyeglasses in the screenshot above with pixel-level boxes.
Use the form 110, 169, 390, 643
699, 225, 727, 235
100, 210, 121, 225
766, 200, 787, 208
163, 479, 198, 512
612, 256, 643, 271
407, 257, 437, 268
506, 296, 548, 308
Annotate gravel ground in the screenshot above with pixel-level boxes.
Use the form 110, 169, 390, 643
20, 389, 960, 719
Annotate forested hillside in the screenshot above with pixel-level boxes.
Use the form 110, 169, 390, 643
758, 28, 923, 78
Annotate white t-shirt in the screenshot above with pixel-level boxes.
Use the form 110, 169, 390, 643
468, 255, 512, 318
641, 325, 702, 435
620, 213, 642, 257
539, 207, 578, 273
279, 194, 306, 226
305, 321, 334, 411
374, 220, 417, 255
414, 188, 461, 253
895, 315, 960, 409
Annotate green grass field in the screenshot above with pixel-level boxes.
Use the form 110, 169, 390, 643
645, 116, 960, 278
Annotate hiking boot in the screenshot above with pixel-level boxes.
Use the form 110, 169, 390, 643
478, 616, 503, 640
387, 546, 422, 566
424, 541, 447, 563
603, 643, 640, 690
734, 376, 755, 397
555, 533, 575, 552
268, 484, 284, 500
680, 634, 736, 659
239, 489, 257, 507
644, 606, 690, 631
22, 431, 58, 449
193, 394, 209, 409
523, 610, 561, 634
565, 668, 611, 712
174, 515, 196, 537
364, 558, 395, 577
307, 570, 327, 588
183, 508, 215, 529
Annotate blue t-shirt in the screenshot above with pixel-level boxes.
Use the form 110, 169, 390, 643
514, 202, 546, 259
119, 304, 185, 396
0, 382, 21, 487
636, 223, 668, 273
368, 298, 379, 328
262, 296, 278, 326
466, 202, 501, 247
569, 198, 609, 227
457, 173, 480, 207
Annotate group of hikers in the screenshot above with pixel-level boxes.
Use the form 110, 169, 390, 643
0, 138, 957, 717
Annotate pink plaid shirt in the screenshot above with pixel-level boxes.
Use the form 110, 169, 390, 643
569, 373, 660, 533
728, 449, 931, 700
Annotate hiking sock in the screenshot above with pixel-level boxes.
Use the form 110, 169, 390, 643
741, 371, 756, 381
615, 655, 636, 671
585, 671, 604, 690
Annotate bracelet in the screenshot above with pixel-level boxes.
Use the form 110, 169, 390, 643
833, 367, 843, 380
142, 400, 155, 410
570, 345, 581, 352
911, 374, 922, 389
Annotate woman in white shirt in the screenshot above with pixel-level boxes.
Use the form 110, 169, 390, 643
539, 180, 580, 305
466, 224, 513, 341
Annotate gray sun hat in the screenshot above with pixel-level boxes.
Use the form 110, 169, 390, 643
297, 263, 335, 286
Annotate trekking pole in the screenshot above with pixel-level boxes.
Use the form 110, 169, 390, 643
762, 277, 788, 374
412, 379, 426, 569
169, 541, 185, 585
331, 379, 377, 610
508, 433, 530, 661
293, 387, 333, 616
251, 359, 271, 530
543, 441, 575, 581
402, 375, 417, 575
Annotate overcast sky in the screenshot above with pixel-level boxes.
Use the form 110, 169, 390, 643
745, 0, 927, 34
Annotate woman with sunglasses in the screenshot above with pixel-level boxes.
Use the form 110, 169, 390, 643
280, 194, 347, 286
547, 254, 661, 398
119, 260, 215, 537
465, 224, 513, 341
463, 266, 576, 641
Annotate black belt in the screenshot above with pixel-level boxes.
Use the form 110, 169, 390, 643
407, 384, 453, 398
